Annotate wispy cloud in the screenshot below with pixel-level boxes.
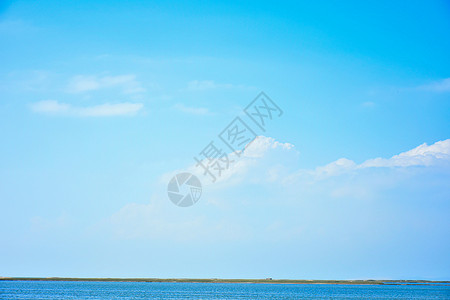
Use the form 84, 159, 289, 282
417, 78, 450, 92
186, 80, 253, 91
67, 74, 145, 94
30, 100, 70, 114
361, 101, 375, 108
187, 80, 233, 91
101, 201, 249, 241
0, 19, 39, 35
173, 103, 211, 115
30, 100, 143, 117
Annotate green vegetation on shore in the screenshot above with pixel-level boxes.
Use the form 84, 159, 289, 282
0, 278, 449, 285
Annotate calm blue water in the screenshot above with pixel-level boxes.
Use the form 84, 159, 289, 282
1, 281, 449, 299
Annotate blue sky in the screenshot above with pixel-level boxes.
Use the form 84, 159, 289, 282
0, 0, 449, 279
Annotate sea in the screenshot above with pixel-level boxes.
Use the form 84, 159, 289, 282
0, 281, 449, 299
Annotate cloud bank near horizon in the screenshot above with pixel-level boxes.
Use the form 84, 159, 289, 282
97, 136, 450, 244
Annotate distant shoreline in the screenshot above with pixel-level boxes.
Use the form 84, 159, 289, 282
1, 278, 449, 285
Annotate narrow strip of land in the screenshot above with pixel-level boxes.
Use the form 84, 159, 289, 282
0, 278, 449, 285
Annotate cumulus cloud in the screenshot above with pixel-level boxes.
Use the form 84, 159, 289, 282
67, 74, 145, 94
243, 136, 294, 158
30, 100, 143, 117
183, 137, 450, 190
178, 136, 296, 187
164, 137, 450, 190
313, 158, 357, 178
102, 136, 450, 242
294, 139, 450, 181
360, 139, 450, 168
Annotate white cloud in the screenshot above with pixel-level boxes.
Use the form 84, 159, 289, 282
158, 136, 439, 193
179, 136, 450, 189
314, 158, 357, 178
173, 103, 211, 115
187, 80, 233, 91
362, 101, 375, 108
30, 100, 70, 114
291, 139, 450, 182
162, 136, 297, 188
243, 136, 294, 158
144, 136, 450, 199
30, 100, 143, 117
78, 103, 144, 117
417, 78, 450, 92
67, 74, 145, 94
361, 139, 450, 168
102, 137, 450, 242
281, 139, 450, 185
